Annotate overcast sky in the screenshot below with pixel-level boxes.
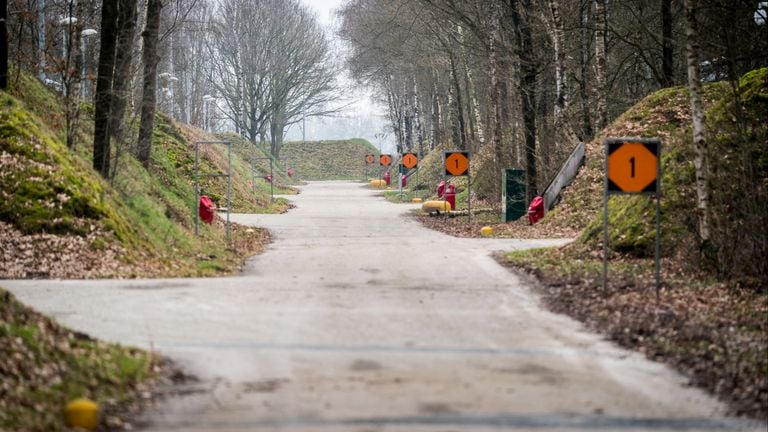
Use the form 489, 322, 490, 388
292, 0, 394, 151
301, 0, 342, 28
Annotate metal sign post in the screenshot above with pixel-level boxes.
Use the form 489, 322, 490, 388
603, 137, 662, 299
194, 141, 232, 244
443, 151, 471, 223
252, 156, 275, 202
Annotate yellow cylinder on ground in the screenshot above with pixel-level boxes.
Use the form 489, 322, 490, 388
481, 226, 493, 237
421, 200, 452, 213
64, 398, 99, 430
411, 198, 423, 203
370, 179, 386, 188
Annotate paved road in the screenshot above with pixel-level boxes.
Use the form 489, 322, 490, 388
3, 182, 760, 431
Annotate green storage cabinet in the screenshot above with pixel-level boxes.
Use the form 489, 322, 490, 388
502, 169, 527, 222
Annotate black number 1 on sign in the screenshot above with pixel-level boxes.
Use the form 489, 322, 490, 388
630, 157, 636, 178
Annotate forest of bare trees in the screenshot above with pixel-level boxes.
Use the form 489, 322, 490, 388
5, 0, 340, 175
338, 0, 767, 205
2, 0, 766, 276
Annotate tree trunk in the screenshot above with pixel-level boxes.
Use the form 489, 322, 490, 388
579, 0, 593, 140
683, 0, 711, 243
137, 0, 162, 169
447, 51, 467, 150
1, 0, 7, 90
109, 0, 139, 146
431, 74, 442, 149
661, 0, 674, 87
65, 0, 83, 149
511, 0, 538, 202
485, 1, 503, 204
93, 0, 120, 177
548, 0, 569, 128
593, 0, 608, 130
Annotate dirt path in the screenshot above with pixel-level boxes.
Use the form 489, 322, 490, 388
3, 182, 760, 431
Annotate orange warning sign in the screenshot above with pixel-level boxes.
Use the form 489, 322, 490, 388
365, 154, 375, 164
380, 154, 392, 166
607, 141, 659, 194
402, 153, 418, 169
444, 151, 470, 176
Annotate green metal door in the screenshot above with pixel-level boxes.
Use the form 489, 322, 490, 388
502, 169, 527, 222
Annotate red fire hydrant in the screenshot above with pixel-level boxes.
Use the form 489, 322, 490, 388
199, 195, 215, 225
528, 196, 545, 224
446, 183, 456, 210
437, 181, 446, 198
287, 168, 294, 177
384, 171, 391, 186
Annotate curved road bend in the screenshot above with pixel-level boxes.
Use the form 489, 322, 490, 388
4, 182, 761, 431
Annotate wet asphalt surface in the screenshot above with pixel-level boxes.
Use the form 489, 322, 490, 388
3, 182, 763, 431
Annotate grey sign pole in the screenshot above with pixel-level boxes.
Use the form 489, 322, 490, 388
194, 141, 232, 244
603, 137, 662, 298
194, 142, 200, 236
252, 157, 275, 202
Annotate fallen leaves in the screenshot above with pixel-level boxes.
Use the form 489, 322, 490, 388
500, 247, 768, 420
0, 289, 180, 431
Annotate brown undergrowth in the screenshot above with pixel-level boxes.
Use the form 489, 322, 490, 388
498, 244, 768, 420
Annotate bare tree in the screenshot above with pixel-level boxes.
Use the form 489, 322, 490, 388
137, 0, 162, 168
93, 0, 119, 177
1, 0, 7, 90
593, 0, 607, 130
683, 0, 711, 244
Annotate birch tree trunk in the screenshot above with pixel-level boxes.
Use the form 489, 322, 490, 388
109, 0, 139, 146
448, 50, 467, 150
683, 0, 711, 243
458, 25, 484, 149
593, 0, 608, 130
579, 1, 593, 140
65, 0, 83, 149
137, 0, 162, 169
547, 0, 569, 128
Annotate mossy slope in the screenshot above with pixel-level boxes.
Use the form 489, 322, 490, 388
280, 138, 378, 180
0, 288, 159, 431
1, 71, 274, 278
542, 68, 767, 284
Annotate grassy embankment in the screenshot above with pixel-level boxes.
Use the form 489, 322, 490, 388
280, 138, 378, 180
0, 71, 297, 429
1, 69, 295, 278
500, 69, 768, 418
0, 289, 165, 431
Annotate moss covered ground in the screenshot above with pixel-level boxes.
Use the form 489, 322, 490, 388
499, 69, 768, 419
0, 288, 168, 431
1, 70, 279, 278
280, 138, 379, 180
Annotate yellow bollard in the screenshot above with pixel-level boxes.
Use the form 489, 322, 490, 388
64, 398, 99, 430
480, 226, 493, 237
370, 179, 386, 188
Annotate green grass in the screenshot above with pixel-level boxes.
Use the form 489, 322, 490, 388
1, 68, 279, 277
0, 288, 158, 431
281, 138, 378, 180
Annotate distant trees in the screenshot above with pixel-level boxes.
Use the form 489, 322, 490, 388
208, 0, 339, 159
5, 0, 339, 176
339, 0, 768, 205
